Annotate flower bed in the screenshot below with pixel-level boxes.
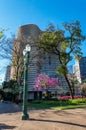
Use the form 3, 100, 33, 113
58, 95, 83, 100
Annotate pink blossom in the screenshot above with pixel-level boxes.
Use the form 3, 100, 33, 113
58, 95, 83, 100
33, 74, 59, 91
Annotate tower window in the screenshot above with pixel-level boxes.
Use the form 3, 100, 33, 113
49, 55, 51, 65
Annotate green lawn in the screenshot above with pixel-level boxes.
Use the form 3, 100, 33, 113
27, 98, 86, 109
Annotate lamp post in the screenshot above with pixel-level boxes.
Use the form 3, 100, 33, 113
36, 85, 39, 100
22, 44, 31, 120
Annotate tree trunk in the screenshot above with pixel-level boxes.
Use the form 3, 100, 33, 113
64, 74, 74, 99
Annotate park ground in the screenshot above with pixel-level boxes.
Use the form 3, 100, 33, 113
0, 102, 86, 130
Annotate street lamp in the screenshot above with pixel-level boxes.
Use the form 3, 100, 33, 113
22, 44, 31, 120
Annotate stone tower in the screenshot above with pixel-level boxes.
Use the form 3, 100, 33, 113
11, 24, 68, 99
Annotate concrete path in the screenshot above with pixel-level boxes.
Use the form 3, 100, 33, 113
0, 101, 21, 114
0, 102, 86, 130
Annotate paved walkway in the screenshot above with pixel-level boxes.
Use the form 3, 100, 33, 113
0, 101, 21, 114
0, 102, 86, 130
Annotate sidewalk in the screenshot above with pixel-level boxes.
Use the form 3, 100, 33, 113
0, 104, 86, 130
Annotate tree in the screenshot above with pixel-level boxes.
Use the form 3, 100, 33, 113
2, 80, 19, 94
33, 74, 59, 99
82, 79, 86, 83
38, 21, 85, 98
67, 73, 78, 95
0, 29, 14, 60
67, 65, 80, 95
0, 88, 4, 100
81, 83, 86, 96
0, 29, 24, 86
10, 39, 24, 84
2, 79, 20, 102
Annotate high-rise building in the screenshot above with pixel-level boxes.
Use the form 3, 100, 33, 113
4, 65, 11, 82
73, 57, 86, 83
10, 24, 69, 99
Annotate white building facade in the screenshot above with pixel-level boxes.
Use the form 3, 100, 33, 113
73, 57, 86, 83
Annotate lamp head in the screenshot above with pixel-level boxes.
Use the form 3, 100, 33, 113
23, 49, 27, 56
26, 44, 31, 52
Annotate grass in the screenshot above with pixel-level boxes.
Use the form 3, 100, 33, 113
27, 98, 86, 110
58, 104, 86, 109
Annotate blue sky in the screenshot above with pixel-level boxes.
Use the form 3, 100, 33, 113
0, 0, 86, 83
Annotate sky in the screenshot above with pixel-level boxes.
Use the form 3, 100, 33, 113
0, 0, 86, 84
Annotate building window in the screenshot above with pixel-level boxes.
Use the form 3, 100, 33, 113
49, 55, 51, 65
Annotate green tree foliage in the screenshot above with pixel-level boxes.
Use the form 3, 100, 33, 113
2, 80, 20, 94
81, 83, 86, 96
38, 21, 85, 98
0, 31, 3, 38
2, 80, 20, 102
82, 79, 86, 83
0, 89, 4, 100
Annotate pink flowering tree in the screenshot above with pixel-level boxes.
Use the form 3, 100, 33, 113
33, 74, 59, 99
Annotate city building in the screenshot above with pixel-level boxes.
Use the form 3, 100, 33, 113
4, 65, 11, 82
73, 57, 86, 83
10, 24, 69, 99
